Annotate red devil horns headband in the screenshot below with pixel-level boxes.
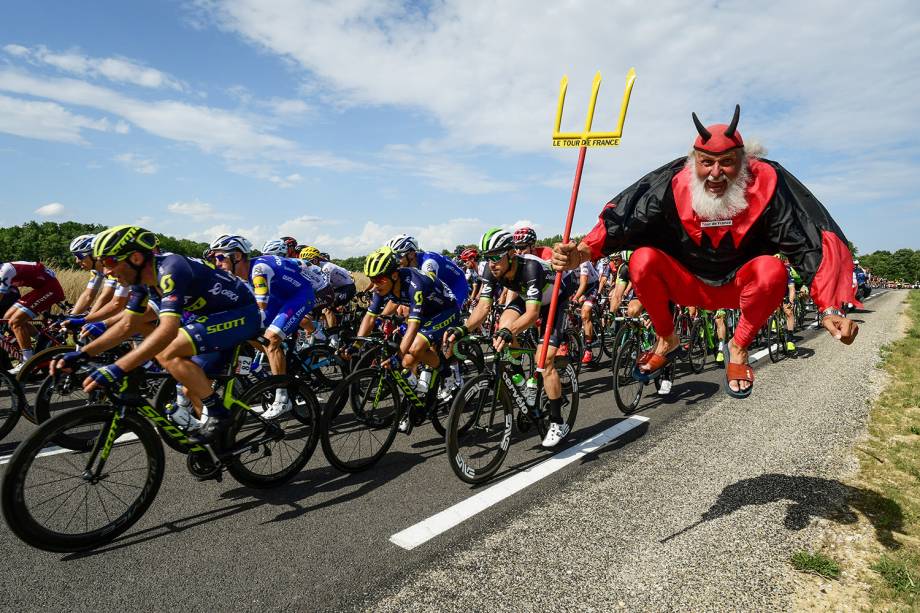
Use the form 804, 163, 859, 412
692, 104, 743, 154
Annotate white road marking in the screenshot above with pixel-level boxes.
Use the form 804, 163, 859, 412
389, 415, 650, 550
0, 432, 139, 465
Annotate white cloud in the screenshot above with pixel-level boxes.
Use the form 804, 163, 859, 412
114, 153, 158, 174
0, 69, 361, 181
3, 44, 29, 57
35, 202, 65, 216
303, 217, 532, 257
167, 200, 223, 221
0, 93, 111, 143
4, 44, 185, 91
268, 173, 303, 188
382, 144, 516, 195
201, 1, 920, 159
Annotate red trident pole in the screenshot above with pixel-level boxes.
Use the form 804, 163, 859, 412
537, 69, 636, 372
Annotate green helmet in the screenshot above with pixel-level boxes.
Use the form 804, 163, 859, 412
364, 246, 400, 277
93, 225, 159, 259
479, 227, 514, 255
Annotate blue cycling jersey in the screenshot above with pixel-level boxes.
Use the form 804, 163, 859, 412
417, 250, 469, 306
249, 255, 315, 303
367, 267, 456, 322
123, 254, 255, 316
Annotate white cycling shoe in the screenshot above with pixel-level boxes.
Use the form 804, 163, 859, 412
261, 399, 292, 420
7, 362, 24, 375
166, 404, 201, 430
541, 422, 570, 448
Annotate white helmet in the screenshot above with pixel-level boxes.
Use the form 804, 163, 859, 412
69, 234, 96, 257
386, 234, 419, 256
210, 234, 252, 254
261, 239, 287, 256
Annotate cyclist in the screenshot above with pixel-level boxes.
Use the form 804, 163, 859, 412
211, 234, 315, 418
350, 247, 460, 429
459, 248, 482, 303
77, 225, 261, 444
570, 252, 601, 364
387, 234, 469, 310
1, 259, 65, 373
262, 239, 331, 344
279, 236, 300, 259
513, 226, 553, 260
777, 254, 798, 353
300, 245, 356, 342
63, 234, 130, 337
446, 228, 576, 448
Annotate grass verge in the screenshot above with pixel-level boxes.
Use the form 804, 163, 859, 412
834, 290, 920, 609
791, 550, 841, 580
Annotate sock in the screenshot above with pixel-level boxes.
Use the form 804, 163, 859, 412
176, 389, 192, 409
314, 328, 326, 341
548, 398, 563, 424
274, 388, 289, 404
202, 393, 229, 418
22, 349, 34, 361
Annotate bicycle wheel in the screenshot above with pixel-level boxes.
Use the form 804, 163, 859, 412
321, 367, 400, 472
296, 344, 348, 393
688, 318, 708, 374
535, 360, 580, 437
446, 372, 512, 484
0, 370, 24, 441
612, 327, 644, 414
14, 344, 74, 386
430, 342, 487, 437
1, 405, 164, 553
226, 376, 319, 488
33, 373, 109, 451
766, 313, 782, 363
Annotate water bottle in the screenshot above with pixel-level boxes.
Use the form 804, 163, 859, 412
511, 373, 527, 403
524, 376, 537, 407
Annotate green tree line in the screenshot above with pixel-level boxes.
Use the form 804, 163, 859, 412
859, 249, 920, 283
0, 221, 209, 266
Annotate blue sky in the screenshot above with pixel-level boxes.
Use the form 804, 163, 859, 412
1, 0, 918, 256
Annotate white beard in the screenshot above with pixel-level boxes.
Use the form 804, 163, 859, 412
686, 157, 751, 220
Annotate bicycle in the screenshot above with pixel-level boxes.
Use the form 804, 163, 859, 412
610, 314, 667, 414
0, 369, 26, 441
1, 344, 320, 553
320, 336, 484, 473
765, 308, 795, 362
445, 343, 580, 484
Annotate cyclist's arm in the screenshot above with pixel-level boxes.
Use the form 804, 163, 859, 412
113, 314, 180, 373
81, 307, 158, 357
86, 291, 128, 322
88, 283, 115, 314
462, 296, 492, 332
70, 284, 99, 315
356, 311, 377, 338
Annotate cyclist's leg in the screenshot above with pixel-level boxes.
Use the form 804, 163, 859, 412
539, 304, 569, 446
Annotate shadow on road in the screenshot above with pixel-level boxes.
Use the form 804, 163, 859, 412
661, 473, 904, 549
62, 448, 438, 560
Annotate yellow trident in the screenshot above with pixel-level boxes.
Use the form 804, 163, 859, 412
538, 68, 637, 371
552, 69, 636, 147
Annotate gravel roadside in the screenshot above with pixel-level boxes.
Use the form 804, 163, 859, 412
363, 290, 904, 612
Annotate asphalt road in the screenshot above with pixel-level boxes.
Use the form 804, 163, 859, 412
0, 290, 895, 612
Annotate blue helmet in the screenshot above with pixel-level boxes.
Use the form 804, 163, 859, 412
69, 234, 96, 258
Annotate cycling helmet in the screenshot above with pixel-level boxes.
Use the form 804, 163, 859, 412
386, 234, 419, 256
479, 228, 514, 255
69, 234, 96, 258
93, 225, 159, 259
512, 227, 537, 247
299, 245, 321, 261
460, 247, 479, 261
261, 239, 288, 256
620, 250, 633, 263
209, 234, 252, 254
319, 252, 331, 261
364, 246, 400, 278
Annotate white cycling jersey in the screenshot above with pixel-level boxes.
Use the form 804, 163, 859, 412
298, 261, 330, 292
321, 261, 354, 289
579, 259, 599, 285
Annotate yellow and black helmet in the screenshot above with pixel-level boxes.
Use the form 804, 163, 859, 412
364, 246, 400, 278
93, 225, 159, 259
299, 245, 321, 261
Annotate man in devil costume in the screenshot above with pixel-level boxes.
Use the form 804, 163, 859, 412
552, 105, 858, 398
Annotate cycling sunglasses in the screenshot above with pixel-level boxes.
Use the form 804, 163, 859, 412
100, 254, 131, 268
483, 251, 510, 263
